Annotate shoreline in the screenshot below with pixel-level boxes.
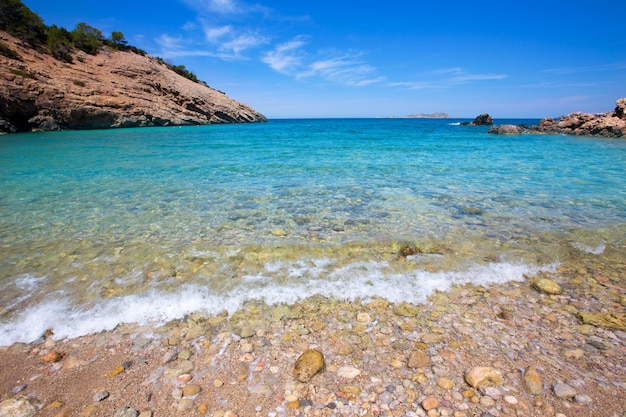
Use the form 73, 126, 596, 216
1, 252, 624, 417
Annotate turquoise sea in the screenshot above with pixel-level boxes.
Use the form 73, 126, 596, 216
1, 118, 625, 345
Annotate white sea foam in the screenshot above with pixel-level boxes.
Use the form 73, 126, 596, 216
0, 259, 558, 346
571, 241, 605, 255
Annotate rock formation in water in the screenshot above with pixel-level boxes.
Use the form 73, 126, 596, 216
528, 98, 626, 138
487, 99, 626, 138
461, 113, 494, 126
0, 30, 266, 133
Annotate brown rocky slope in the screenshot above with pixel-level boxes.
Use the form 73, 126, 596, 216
0, 31, 266, 133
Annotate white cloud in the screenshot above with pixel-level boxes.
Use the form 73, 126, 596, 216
294, 53, 384, 87
221, 33, 268, 57
204, 25, 232, 42
262, 37, 307, 73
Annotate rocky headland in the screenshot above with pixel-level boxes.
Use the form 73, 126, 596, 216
0, 30, 266, 133
488, 98, 626, 138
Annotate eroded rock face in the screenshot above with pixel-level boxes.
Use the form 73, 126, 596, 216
0, 31, 266, 133
529, 98, 626, 138
487, 124, 522, 135
470, 114, 494, 125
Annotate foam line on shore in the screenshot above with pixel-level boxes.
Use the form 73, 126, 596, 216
0, 259, 558, 346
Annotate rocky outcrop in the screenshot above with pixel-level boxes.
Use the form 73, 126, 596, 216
486, 99, 626, 138
461, 113, 494, 126
488, 124, 523, 135
529, 99, 626, 138
0, 31, 266, 133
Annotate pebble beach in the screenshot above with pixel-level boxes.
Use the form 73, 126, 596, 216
1, 249, 624, 417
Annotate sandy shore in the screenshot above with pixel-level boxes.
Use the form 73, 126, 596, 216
1, 254, 625, 417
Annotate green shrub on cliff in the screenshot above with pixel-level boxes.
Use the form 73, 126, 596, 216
1, 0, 206, 86
47, 25, 74, 63
0, 0, 47, 46
0, 40, 21, 60
71, 22, 104, 55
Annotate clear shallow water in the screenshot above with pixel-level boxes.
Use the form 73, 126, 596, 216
1, 119, 625, 345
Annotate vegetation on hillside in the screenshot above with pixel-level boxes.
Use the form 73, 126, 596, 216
0, 0, 202, 84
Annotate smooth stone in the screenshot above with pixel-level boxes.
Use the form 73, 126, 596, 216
177, 399, 195, 412
0, 397, 37, 417
480, 396, 495, 407
480, 386, 501, 399
113, 407, 139, 417
553, 383, 577, 398
393, 302, 420, 317
503, 395, 518, 405
436, 377, 455, 390
182, 384, 202, 397
40, 351, 64, 363
293, 349, 325, 382
177, 374, 193, 382
250, 383, 273, 396
532, 278, 562, 295
356, 312, 372, 324
93, 391, 110, 402
339, 384, 361, 395
421, 397, 438, 411
161, 351, 178, 364
523, 367, 543, 395
574, 394, 592, 404
464, 367, 503, 388
408, 350, 432, 368
337, 366, 361, 379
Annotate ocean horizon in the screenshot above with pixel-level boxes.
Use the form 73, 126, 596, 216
1, 118, 625, 346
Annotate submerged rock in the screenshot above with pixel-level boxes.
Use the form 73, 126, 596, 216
523, 367, 543, 395
577, 311, 626, 331
293, 349, 325, 382
0, 397, 37, 417
531, 278, 562, 295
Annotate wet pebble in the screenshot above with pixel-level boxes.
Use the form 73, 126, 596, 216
92, 391, 110, 402
553, 383, 577, 399
113, 407, 138, 417
293, 349, 325, 382
337, 366, 361, 379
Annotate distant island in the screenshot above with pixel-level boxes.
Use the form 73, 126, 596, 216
0, 0, 266, 133
385, 113, 450, 119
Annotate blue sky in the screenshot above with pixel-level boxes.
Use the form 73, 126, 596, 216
22, 0, 626, 118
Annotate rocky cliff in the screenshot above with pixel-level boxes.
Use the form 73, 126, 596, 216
0, 31, 266, 133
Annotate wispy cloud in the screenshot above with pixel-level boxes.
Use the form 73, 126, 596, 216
262, 40, 386, 87
181, 0, 246, 14
261, 37, 307, 73
297, 54, 385, 86
542, 62, 626, 75
389, 67, 507, 90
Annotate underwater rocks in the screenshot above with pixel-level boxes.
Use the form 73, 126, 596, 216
1, 261, 625, 417
293, 349, 325, 382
